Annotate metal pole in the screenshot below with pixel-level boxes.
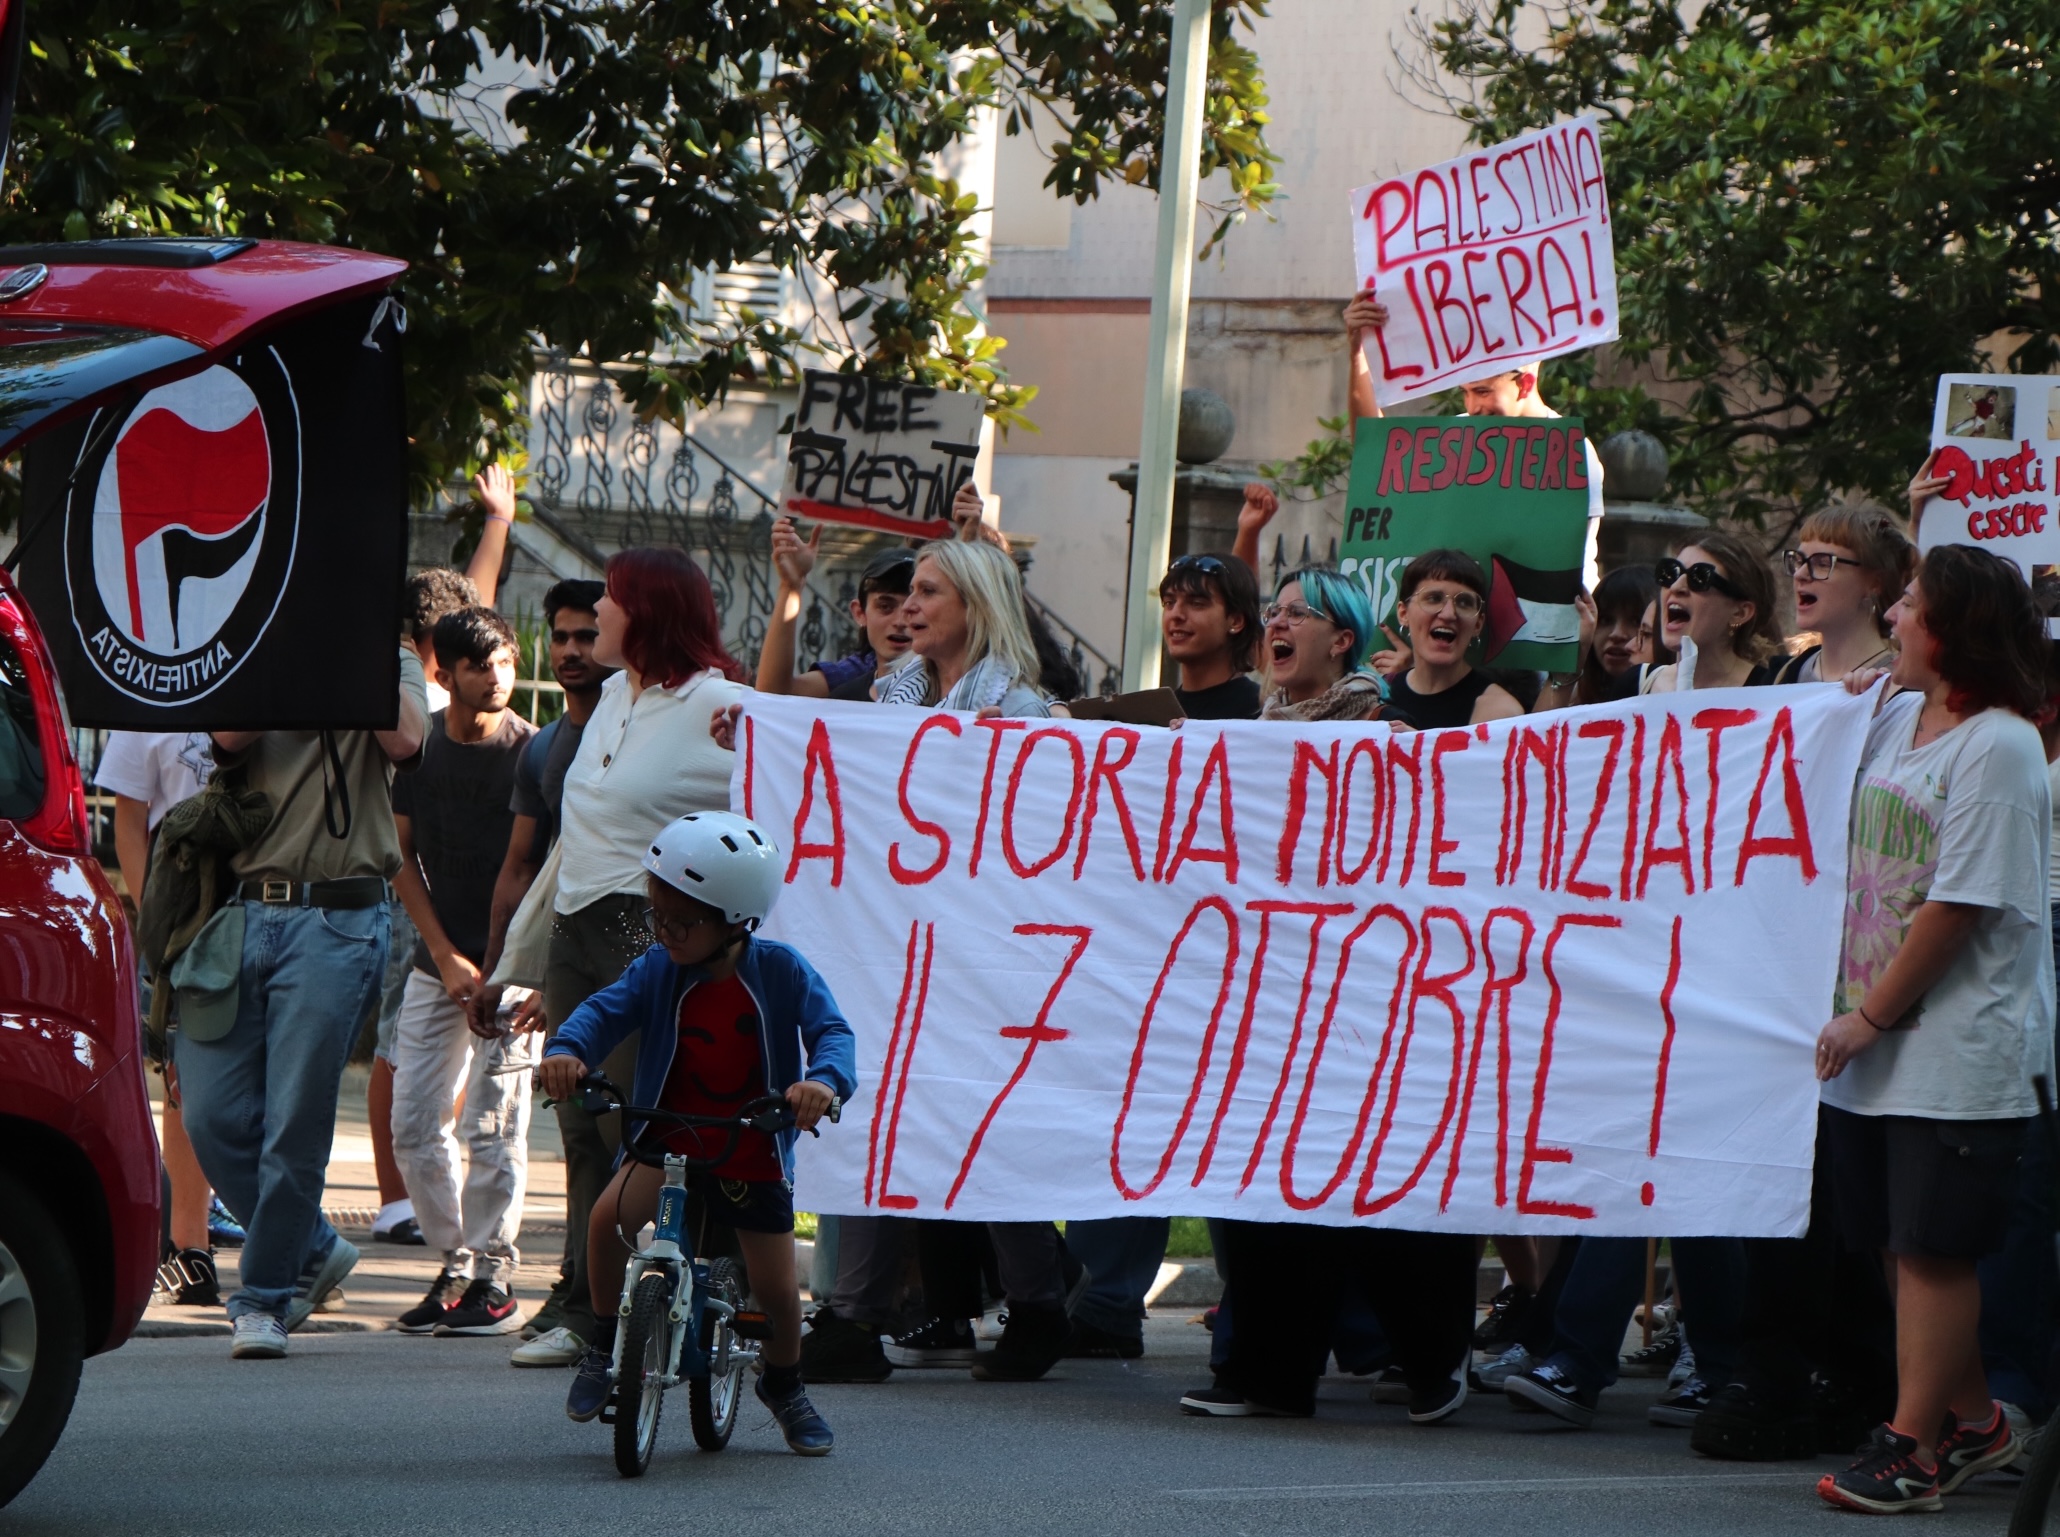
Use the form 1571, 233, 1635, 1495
1119, 0, 1213, 693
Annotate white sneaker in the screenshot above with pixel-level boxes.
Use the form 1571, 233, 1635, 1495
231, 1313, 288, 1359
510, 1325, 585, 1367
1667, 1338, 1697, 1391
286, 1237, 360, 1332
2001, 1401, 2039, 1473
1476, 1344, 1535, 1389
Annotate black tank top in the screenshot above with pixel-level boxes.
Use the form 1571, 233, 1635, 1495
1384, 668, 1495, 730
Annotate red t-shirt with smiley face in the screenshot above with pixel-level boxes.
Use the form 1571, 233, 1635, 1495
657, 974, 782, 1179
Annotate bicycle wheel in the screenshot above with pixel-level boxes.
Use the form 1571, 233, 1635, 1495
613, 1271, 672, 1478
689, 1258, 745, 1451
2012, 1425, 2060, 1536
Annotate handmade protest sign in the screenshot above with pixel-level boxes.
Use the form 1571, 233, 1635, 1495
740, 687, 1876, 1236
16, 295, 407, 729
1338, 416, 1594, 673
780, 371, 985, 538
1920, 374, 2060, 582
1350, 117, 1618, 410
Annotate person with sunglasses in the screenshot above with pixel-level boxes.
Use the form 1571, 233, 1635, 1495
1769, 506, 1913, 685
1381, 549, 1527, 729
754, 521, 916, 702
1158, 550, 1265, 721
1642, 532, 1784, 692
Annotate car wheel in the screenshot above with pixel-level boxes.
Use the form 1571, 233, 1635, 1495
0, 1170, 85, 1509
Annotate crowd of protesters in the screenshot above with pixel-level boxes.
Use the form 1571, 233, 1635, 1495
117, 300, 2060, 1510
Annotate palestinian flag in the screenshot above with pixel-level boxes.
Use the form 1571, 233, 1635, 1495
1483, 554, 1582, 664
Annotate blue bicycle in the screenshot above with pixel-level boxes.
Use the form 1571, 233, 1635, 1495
571, 1075, 834, 1477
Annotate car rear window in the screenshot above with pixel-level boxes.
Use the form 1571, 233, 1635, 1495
0, 627, 46, 820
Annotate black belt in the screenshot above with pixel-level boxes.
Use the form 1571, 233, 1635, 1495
239, 876, 391, 909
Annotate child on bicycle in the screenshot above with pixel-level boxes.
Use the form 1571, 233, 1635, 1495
538, 811, 857, 1455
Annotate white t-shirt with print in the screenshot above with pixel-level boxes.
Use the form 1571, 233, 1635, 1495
93, 730, 215, 829
1823, 692, 2055, 1120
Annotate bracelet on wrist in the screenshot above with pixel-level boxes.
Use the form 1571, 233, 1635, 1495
1858, 1002, 1890, 1031
486, 513, 514, 528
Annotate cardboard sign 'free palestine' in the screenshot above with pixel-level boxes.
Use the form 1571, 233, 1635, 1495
1339, 416, 1593, 675
780, 370, 985, 539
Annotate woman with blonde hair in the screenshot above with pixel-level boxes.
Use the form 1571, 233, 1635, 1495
1773, 503, 1913, 684
1642, 529, 1785, 692
874, 537, 1051, 717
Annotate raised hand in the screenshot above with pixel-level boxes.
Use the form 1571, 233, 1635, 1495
474, 462, 517, 525
1343, 291, 1389, 344
771, 516, 821, 591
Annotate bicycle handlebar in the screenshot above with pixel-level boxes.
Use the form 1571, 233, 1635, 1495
571, 1074, 837, 1168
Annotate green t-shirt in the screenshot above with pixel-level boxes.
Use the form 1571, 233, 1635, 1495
223, 647, 429, 885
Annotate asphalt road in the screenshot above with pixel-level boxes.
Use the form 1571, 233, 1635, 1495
7, 1308, 2032, 1537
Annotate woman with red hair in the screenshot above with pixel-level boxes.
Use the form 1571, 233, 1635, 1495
517, 546, 745, 1365
1815, 543, 2054, 1512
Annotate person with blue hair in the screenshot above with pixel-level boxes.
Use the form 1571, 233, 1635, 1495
1257, 565, 1408, 724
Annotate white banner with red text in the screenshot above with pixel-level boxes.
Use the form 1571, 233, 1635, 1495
737, 686, 1875, 1236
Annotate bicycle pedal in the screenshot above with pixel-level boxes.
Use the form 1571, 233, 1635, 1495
596, 1394, 620, 1426
731, 1310, 771, 1340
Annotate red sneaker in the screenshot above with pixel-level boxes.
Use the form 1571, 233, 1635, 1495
1816, 1423, 1943, 1513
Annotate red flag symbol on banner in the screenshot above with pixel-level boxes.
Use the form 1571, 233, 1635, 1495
114, 404, 270, 643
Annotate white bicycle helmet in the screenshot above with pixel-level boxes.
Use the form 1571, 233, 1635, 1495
641, 812, 784, 930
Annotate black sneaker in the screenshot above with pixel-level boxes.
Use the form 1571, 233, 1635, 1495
1473, 1282, 1533, 1351
1817, 1424, 1943, 1513
1690, 1380, 1818, 1461
1648, 1375, 1712, 1427
1935, 1404, 2019, 1493
156, 1248, 221, 1307
565, 1346, 615, 1422
756, 1373, 834, 1455
970, 1302, 1068, 1382
435, 1278, 521, 1335
1618, 1321, 1681, 1378
1063, 1319, 1144, 1360
397, 1270, 465, 1334
1409, 1370, 1468, 1425
798, 1307, 892, 1384
884, 1316, 977, 1367
1179, 1383, 1285, 1417
1505, 1361, 1599, 1428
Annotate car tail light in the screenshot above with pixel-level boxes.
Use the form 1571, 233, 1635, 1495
0, 586, 90, 857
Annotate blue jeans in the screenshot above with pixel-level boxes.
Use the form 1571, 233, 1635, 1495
1543, 1235, 1744, 1393
177, 901, 389, 1319
1067, 1217, 1169, 1340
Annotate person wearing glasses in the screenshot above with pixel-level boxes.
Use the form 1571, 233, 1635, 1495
1159, 550, 1265, 721
1641, 532, 1785, 692
1255, 566, 1413, 724
1381, 549, 1527, 729
755, 521, 917, 702
1768, 506, 1913, 685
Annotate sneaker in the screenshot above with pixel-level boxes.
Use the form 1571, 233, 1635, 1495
977, 1309, 1010, 1343
1409, 1370, 1468, 1425
510, 1325, 585, 1368
1667, 1337, 1698, 1391
157, 1247, 221, 1307
370, 1200, 423, 1245
885, 1316, 978, 1367
1935, 1403, 2019, 1494
1690, 1380, 1818, 1461
970, 1303, 1068, 1382
1505, 1361, 1599, 1428
1817, 1424, 1944, 1513
1473, 1282, 1533, 1351
756, 1373, 834, 1455
397, 1270, 465, 1334
1370, 1365, 1412, 1404
1475, 1344, 1535, 1390
1648, 1375, 1713, 1427
564, 1346, 614, 1422
285, 1236, 358, 1332
207, 1198, 246, 1249
1179, 1383, 1286, 1417
435, 1279, 522, 1336
1063, 1319, 1144, 1361
230, 1312, 288, 1359
798, 1307, 892, 1384
1618, 1321, 1680, 1378
2000, 1402, 2040, 1474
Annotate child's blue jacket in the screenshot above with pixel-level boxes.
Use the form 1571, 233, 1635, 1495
543, 938, 859, 1182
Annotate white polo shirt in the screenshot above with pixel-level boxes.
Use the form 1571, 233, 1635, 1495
553, 667, 747, 913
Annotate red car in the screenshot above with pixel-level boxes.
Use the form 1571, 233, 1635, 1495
0, 228, 405, 1505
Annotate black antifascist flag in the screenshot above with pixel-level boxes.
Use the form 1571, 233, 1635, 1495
17, 295, 407, 730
